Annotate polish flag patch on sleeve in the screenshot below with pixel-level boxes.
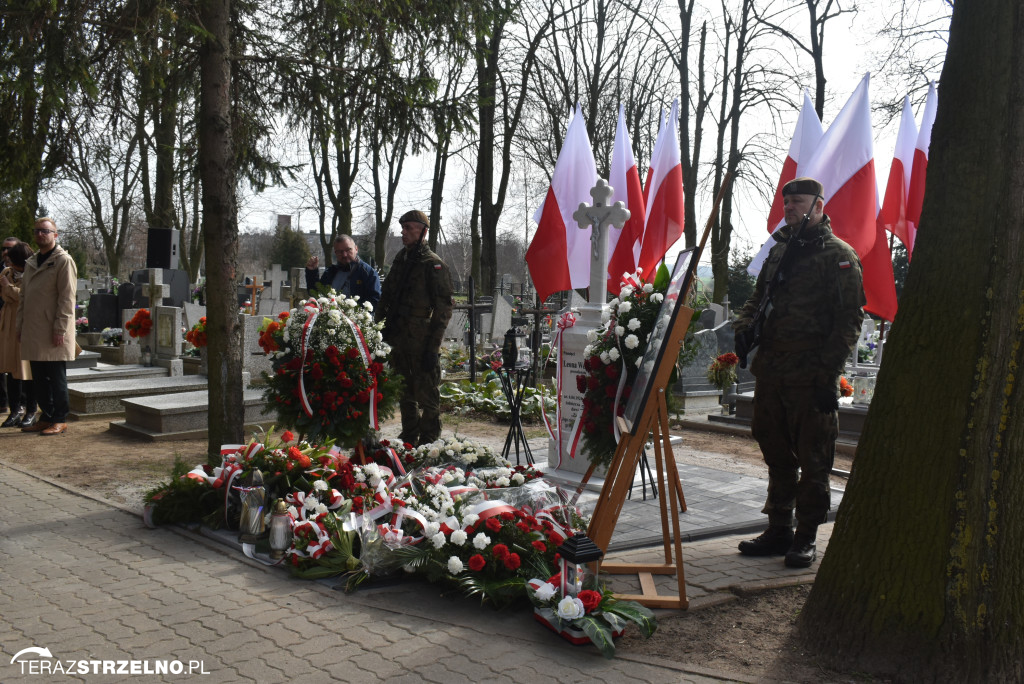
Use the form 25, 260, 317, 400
838, 261, 852, 269
433, 264, 443, 270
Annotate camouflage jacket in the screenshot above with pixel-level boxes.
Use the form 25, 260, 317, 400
376, 243, 454, 353
735, 216, 865, 386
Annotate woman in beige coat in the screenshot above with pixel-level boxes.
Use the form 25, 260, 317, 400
0, 242, 38, 427
16, 218, 77, 435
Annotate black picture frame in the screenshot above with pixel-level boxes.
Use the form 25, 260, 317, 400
622, 249, 699, 432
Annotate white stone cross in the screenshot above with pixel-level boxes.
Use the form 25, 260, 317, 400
264, 263, 287, 302
572, 179, 631, 304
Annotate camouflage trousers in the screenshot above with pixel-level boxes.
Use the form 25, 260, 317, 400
391, 351, 441, 447
750, 379, 837, 535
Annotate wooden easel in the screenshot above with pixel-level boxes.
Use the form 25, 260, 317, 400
585, 172, 732, 610
586, 305, 694, 610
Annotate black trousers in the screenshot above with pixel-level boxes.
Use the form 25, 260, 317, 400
29, 360, 69, 423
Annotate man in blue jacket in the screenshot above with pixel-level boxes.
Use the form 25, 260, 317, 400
304, 234, 381, 309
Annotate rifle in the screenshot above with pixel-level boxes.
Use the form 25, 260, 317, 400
736, 208, 815, 369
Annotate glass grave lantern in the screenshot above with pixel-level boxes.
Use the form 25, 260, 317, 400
556, 532, 604, 597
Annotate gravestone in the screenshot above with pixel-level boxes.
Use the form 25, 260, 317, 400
548, 179, 630, 477
444, 309, 468, 341
183, 302, 207, 330
120, 308, 147, 365
257, 298, 290, 318
87, 293, 119, 333
677, 329, 719, 391
699, 303, 726, 331
263, 264, 288, 302
490, 295, 514, 341
153, 305, 183, 376
130, 268, 190, 307
240, 314, 271, 385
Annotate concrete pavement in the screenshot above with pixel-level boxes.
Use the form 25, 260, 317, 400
0, 455, 832, 683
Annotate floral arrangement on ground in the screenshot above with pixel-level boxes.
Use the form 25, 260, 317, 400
185, 317, 207, 348
576, 266, 674, 467
440, 379, 556, 424
257, 292, 401, 447
143, 431, 653, 656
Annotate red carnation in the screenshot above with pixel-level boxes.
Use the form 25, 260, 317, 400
604, 364, 619, 379
347, 347, 360, 360
485, 517, 502, 533
278, 311, 289, 320
281, 430, 294, 443
578, 589, 602, 613
587, 376, 600, 391
491, 543, 509, 560
531, 540, 547, 553
605, 385, 617, 398
468, 554, 486, 572
502, 552, 521, 571
500, 511, 515, 521
576, 375, 587, 393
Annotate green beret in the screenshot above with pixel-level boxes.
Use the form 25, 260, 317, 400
399, 210, 430, 229
782, 177, 824, 197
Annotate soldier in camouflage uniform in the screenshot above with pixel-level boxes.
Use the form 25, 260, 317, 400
733, 177, 865, 568
376, 211, 454, 446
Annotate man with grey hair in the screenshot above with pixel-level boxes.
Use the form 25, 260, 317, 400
305, 234, 381, 308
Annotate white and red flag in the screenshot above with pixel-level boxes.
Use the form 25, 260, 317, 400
904, 80, 938, 257
800, 73, 896, 321
766, 89, 824, 234
606, 104, 647, 295
877, 95, 918, 255
526, 104, 599, 302
636, 99, 684, 279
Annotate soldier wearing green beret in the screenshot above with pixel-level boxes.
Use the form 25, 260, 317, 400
733, 177, 865, 568
376, 210, 453, 446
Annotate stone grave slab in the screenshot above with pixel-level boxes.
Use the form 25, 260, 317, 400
183, 302, 206, 329
68, 375, 212, 418
241, 314, 271, 384
109, 388, 271, 441
68, 350, 101, 370
67, 364, 168, 384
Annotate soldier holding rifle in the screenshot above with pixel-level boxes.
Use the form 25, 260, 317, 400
733, 177, 865, 568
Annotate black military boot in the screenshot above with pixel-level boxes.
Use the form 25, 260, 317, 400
738, 525, 794, 556
784, 532, 817, 568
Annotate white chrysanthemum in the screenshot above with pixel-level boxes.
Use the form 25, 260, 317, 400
430, 532, 446, 549
620, 285, 633, 297
447, 556, 464, 574
463, 513, 479, 526
535, 582, 557, 601
608, 347, 620, 361
363, 301, 374, 311
303, 497, 319, 510
651, 293, 664, 304
615, 325, 625, 337
624, 334, 640, 349
463, 453, 477, 465
495, 476, 511, 487
600, 351, 611, 364
601, 309, 611, 324
512, 473, 525, 485
472, 533, 491, 549
450, 529, 468, 546
608, 298, 620, 308
586, 329, 599, 342
556, 596, 585, 620
627, 317, 642, 331
313, 480, 329, 491
643, 283, 654, 293
582, 344, 593, 357
617, 301, 632, 314
287, 505, 299, 519
354, 471, 366, 483
424, 521, 440, 537
314, 503, 328, 515
282, 326, 290, 342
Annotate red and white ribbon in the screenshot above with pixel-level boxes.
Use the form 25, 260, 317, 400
542, 311, 585, 469
337, 309, 379, 430
298, 299, 321, 417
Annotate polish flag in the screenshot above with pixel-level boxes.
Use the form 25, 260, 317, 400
905, 80, 938, 256
802, 73, 896, 320
636, 99, 684, 278
527, 104, 598, 302
877, 95, 918, 255
766, 89, 824, 234
606, 104, 647, 295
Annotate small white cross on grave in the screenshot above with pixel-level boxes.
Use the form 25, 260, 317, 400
263, 264, 287, 302
572, 179, 631, 304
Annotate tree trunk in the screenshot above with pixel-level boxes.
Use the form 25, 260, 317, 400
199, 0, 244, 461
801, 2, 1024, 680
